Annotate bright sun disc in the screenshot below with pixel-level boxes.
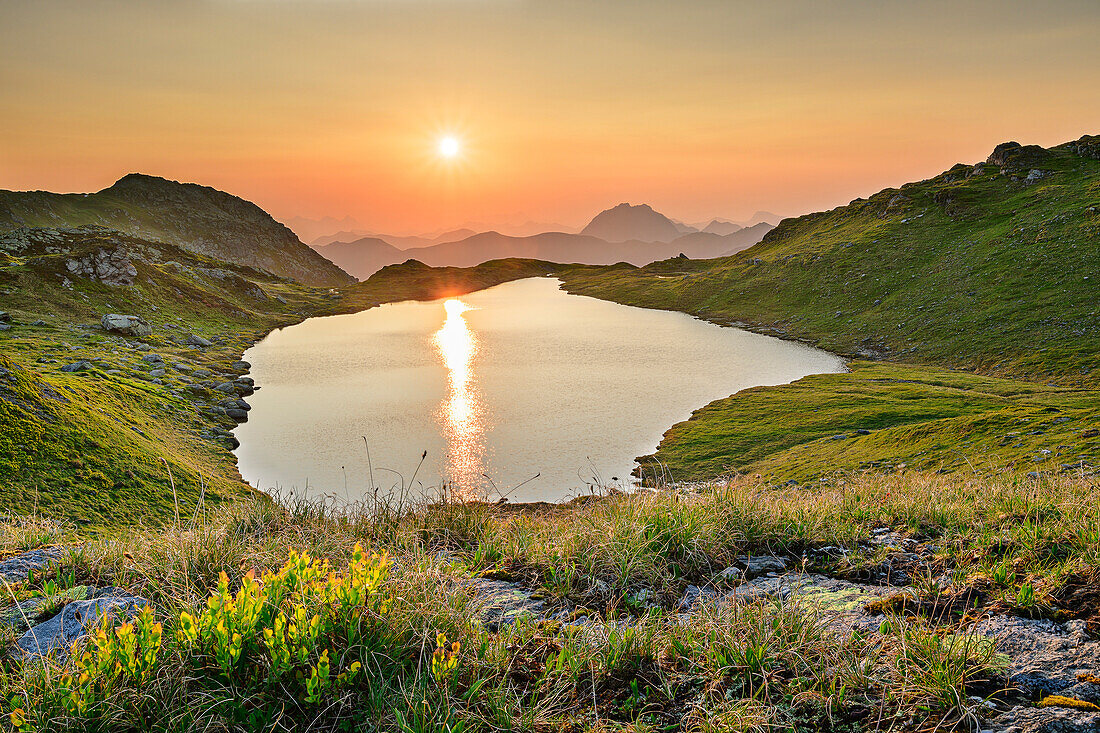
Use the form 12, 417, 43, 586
438, 135, 460, 158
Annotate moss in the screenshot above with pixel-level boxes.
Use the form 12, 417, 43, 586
1038, 695, 1100, 711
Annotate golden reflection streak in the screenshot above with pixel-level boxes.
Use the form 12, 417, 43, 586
432, 299, 485, 496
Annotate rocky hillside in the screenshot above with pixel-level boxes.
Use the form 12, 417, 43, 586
0, 174, 352, 286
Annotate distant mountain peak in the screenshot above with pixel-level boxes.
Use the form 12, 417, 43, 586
580, 203, 682, 243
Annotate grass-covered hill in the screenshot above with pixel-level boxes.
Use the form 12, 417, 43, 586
0, 174, 352, 286
563, 136, 1099, 382
0, 227, 549, 527
558, 136, 1100, 483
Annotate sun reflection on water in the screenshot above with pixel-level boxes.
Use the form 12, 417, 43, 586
432, 299, 485, 496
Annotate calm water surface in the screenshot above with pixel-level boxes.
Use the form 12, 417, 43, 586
235, 278, 844, 503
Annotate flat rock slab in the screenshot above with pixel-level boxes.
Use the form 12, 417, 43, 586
970, 616, 1100, 697
991, 705, 1100, 733
0, 548, 65, 583
678, 573, 893, 632
467, 578, 543, 630
16, 590, 148, 660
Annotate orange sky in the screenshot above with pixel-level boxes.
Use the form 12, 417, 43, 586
1, 1, 1098, 234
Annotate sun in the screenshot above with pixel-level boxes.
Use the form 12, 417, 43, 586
437, 135, 460, 159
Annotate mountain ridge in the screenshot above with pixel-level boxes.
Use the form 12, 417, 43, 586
0, 174, 352, 286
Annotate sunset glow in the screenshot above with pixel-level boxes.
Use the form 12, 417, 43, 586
1, 2, 1098, 233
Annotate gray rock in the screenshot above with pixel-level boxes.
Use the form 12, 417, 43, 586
734, 554, 788, 577
65, 247, 138, 287
991, 705, 1100, 732
0, 312, 10, 323
0, 324, 10, 332
1, 586, 94, 633
16, 591, 149, 660
970, 616, 1100, 696
191, 368, 212, 378
467, 579, 543, 631
717, 566, 743, 582
101, 314, 152, 338
214, 382, 236, 394
186, 334, 213, 347
677, 584, 718, 611
60, 361, 93, 373
29, 320, 47, 327
0, 547, 65, 582
149, 368, 166, 377
225, 408, 248, 422
235, 376, 254, 386
231, 360, 251, 371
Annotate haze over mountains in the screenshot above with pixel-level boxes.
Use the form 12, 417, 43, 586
311, 203, 775, 280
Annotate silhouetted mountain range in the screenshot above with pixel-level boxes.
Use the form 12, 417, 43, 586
315, 211, 775, 280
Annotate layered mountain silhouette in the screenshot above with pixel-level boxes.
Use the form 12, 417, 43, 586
0, 174, 352, 285
315, 206, 775, 280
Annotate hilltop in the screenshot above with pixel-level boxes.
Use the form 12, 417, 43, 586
0, 174, 352, 286
559, 135, 1100, 482
580, 202, 683, 242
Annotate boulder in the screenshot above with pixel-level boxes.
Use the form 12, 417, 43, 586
60, 361, 93, 373
101, 314, 152, 338
225, 408, 248, 422
231, 360, 251, 371
186, 334, 213, 347
0, 312, 10, 323
467, 578, 544, 631
16, 590, 148, 660
142, 353, 163, 363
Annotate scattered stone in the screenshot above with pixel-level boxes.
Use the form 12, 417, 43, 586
186, 334, 213, 347
142, 354, 164, 364
101, 314, 152, 338
0, 312, 10, 323
16, 590, 149, 660
231, 360, 251, 371
191, 368, 212, 378
174, 363, 193, 373
149, 368, 166, 378
214, 382, 236, 394
225, 408, 248, 422
0, 324, 10, 332
29, 319, 47, 327
829, 433, 849, 440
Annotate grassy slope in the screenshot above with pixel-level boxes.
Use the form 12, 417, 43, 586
0, 226, 551, 527
559, 137, 1100, 482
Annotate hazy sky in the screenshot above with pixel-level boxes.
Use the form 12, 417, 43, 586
2, 0, 1098, 234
